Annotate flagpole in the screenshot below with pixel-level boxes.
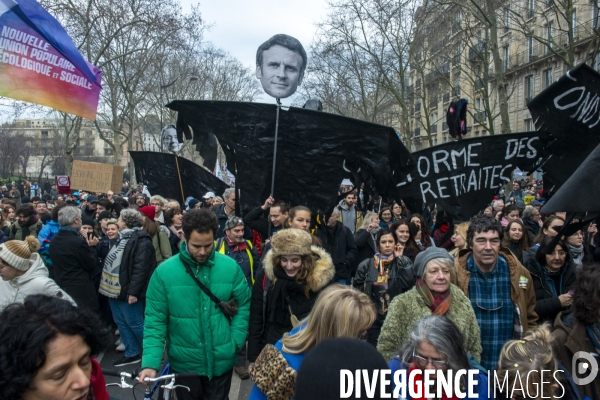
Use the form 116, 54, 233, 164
174, 154, 185, 204
267, 98, 281, 238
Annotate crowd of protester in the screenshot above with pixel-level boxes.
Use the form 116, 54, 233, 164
0, 177, 599, 400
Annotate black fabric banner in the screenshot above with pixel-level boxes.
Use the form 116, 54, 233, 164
129, 151, 230, 204
394, 132, 543, 221
166, 100, 414, 214
527, 62, 600, 191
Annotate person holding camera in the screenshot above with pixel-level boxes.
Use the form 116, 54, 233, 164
139, 209, 251, 400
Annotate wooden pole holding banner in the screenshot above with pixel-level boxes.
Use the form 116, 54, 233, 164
267, 98, 282, 238
174, 154, 185, 205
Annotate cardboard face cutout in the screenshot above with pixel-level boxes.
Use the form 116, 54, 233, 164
161, 124, 182, 153
255, 34, 306, 99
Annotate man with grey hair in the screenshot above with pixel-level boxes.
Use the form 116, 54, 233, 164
49, 206, 100, 312
214, 188, 251, 239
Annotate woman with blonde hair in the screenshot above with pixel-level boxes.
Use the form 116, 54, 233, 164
495, 324, 575, 400
249, 284, 376, 400
449, 221, 470, 257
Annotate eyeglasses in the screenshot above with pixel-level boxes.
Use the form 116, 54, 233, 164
412, 350, 448, 368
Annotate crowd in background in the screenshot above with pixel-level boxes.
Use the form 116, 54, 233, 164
0, 176, 599, 400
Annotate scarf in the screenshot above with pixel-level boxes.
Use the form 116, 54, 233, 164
568, 244, 584, 269
98, 228, 136, 298
408, 364, 460, 400
269, 267, 307, 323
373, 253, 394, 275
415, 278, 452, 315
225, 235, 248, 252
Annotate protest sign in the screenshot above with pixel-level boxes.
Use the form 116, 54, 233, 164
394, 132, 543, 221
167, 100, 413, 215
129, 151, 230, 204
528, 62, 600, 191
0, 0, 101, 119
71, 160, 123, 194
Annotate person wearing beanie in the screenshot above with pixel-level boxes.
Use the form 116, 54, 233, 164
187, 198, 201, 210
10, 204, 44, 241
217, 216, 259, 380
249, 285, 377, 400
294, 338, 389, 400
0, 236, 74, 310
377, 246, 482, 362
353, 228, 415, 346
248, 228, 335, 366
139, 207, 172, 267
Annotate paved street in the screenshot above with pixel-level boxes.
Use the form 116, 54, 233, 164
98, 335, 253, 400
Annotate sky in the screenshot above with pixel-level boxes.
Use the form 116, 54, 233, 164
179, 0, 329, 106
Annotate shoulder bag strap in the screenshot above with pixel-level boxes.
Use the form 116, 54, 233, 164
178, 254, 221, 307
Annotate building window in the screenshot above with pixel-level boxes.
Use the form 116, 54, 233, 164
453, 73, 461, 95
525, 75, 534, 104
528, 36, 535, 60
572, 9, 577, 38
546, 23, 554, 53
41, 130, 48, 137
594, 0, 600, 29
504, 9, 510, 33
525, 119, 533, 131
596, 53, 600, 72
503, 45, 510, 71
544, 68, 553, 88
528, 0, 535, 18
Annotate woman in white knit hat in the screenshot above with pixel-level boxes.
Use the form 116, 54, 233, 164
0, 236, 74, 310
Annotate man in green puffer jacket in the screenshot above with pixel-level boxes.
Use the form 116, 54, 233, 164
139, 209, 251, 399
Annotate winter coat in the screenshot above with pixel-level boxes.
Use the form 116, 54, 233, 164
353, 255, 415, 301
109, 229, 156, 302
168, 229, 180, 256
10, 217, 44, 241
337, 200, 363, 234
377, 284, 482, 362
523, 219, 539, 244
38, 220, 60, 267
247, 246, 334, 362
552, 312, 600, 400
151, 230, 172, 265
249, 324, 306, 400
353, 228, 377, 276
142, 242, 251, 379
453, 248, 538, 332
523, 258, 576, 324
49, 227, 99, 312
314, 222, 358, 281
505, 189, 525, 203
215, 203, 252, 240
0, 253, 74, 310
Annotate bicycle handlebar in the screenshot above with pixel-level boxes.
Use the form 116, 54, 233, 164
143, 372, 198, 382
102, 369, 124, 377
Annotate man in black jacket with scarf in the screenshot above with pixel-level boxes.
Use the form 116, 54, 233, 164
49, 206, 99, 313
315, 208, 357, 284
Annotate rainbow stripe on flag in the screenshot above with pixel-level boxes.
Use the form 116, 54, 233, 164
0, 0, 101, 120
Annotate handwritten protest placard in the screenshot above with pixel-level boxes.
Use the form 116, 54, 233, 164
71, 160, 124, 194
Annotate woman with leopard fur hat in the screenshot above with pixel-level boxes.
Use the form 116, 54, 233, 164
247, 228, 335, 365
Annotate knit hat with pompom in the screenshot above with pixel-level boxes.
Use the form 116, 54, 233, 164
0, 236, 40, 271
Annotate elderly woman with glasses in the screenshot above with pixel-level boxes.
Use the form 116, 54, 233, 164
378, 247, 482, 363
523, 236, 576, 325
389, 315, 488, 400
